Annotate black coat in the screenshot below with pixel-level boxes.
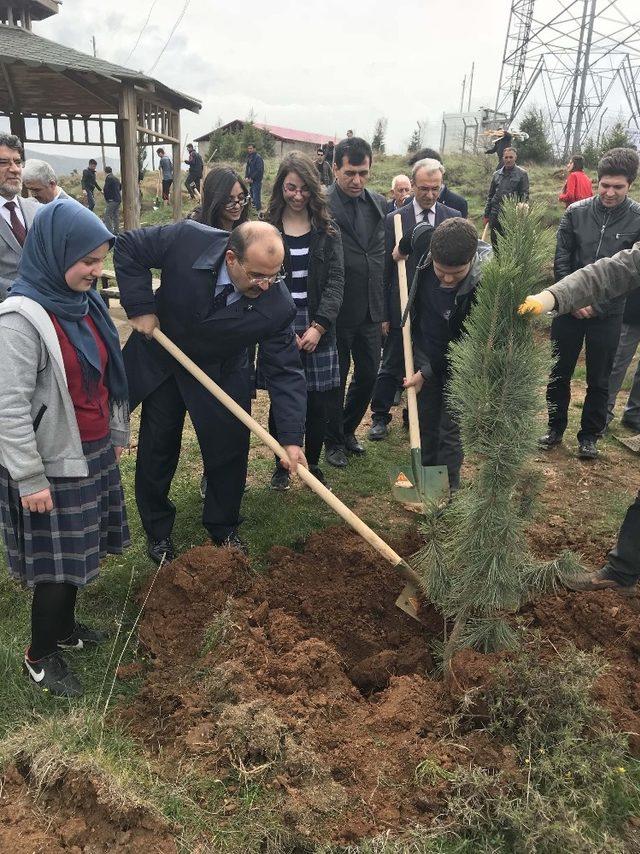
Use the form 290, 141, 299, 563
554, 196, 640, 318
385, 201, 462, 327
439, 185, 468, 218
114, 220, 307, 445
485, 132, 513, 162
326, 184, 387, 326
281, 226, 344, 344
484, 165, 529, 224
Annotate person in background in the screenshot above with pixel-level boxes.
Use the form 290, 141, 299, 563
369, 158, 461, 441
346, 129, 354, 138
539, 147, 640, 460
407, 147, 468, 217
157, 148, 173, 205
23, 159, 69, 203
559, 154, 593, 207
485, 126, 513, 166
386, 174, 411, 214
324, 136, 387, 467
483, 147, 529, 249
265, 151, 344, 489
315, 148, 333, 186
0, 133, 40, 302
184, 143, 203, 201
81, 159, 101, 212
0, 200, 130, 697
102, 166, 121, 236
245, 143, 265, 212
606, 286, 640, 432
323, 140, 335, 168
519, 241, 640, 596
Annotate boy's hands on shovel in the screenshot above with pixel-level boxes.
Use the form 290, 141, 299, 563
130, 313, 160, 338
280, 446, 308, 476
403, 370, 425, 394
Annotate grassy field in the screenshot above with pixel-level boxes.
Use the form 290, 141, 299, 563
0, 157, 638, 851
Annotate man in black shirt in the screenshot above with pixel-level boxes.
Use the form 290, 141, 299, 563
81, 158, 101, 211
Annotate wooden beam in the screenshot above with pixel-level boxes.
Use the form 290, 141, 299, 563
0, 63, 19, 112
119, 83, 140, 230
172, 109, 182, 223
58, 70, 117, 112
135, 124, 179, 144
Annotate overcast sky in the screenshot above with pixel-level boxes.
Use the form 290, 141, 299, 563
40, 0, 511, 155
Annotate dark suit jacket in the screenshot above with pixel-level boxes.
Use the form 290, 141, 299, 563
439, 185, 468, 218
385, 201, 462, 327
0, 196, 40, 301
114, 219, 306, 445
327, 183, 387, 326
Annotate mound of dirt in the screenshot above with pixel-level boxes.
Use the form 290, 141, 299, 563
121, 526, 640, 845
0, 763, 176, 854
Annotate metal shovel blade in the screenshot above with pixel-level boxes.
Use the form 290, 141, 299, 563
395, 581, 423, 622
390, 448, 449, 508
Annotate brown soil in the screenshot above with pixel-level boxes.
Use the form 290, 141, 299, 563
0, 763, 176, 854
118, 526, 640, 845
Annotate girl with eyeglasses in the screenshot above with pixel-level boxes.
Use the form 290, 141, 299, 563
264, 151, 344, 489
190, 165, 250, 231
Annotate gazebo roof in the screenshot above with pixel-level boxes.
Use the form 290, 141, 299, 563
0, 25, 201, 115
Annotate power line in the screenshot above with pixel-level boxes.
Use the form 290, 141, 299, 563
123, 0, 159, 66
147, 0, 191, 74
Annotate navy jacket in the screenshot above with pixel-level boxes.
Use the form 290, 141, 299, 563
385, 201, 461, 327
439, 185, 468, 218
103, 173, 122, 203
245, 152, 264, 184
327, 183, 387, 326
114, 220, 306, 445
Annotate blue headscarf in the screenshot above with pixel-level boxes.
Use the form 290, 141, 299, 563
11, 199, 128, 408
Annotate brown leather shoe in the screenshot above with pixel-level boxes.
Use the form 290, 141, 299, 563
564, 567, 637, 597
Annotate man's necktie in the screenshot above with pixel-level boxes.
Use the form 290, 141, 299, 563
5, 201, 26, 246
422, 208, 432, 226
213, 282, 235, 312
351, 197, 367, 246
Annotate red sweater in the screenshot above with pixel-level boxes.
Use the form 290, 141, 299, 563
559, 170, 593, 207
50, 314, 110, 442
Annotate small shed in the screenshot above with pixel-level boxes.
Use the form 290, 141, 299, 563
0, 0, 201, 227
194, 120, 336, 160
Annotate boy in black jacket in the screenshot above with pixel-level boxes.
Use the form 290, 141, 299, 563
403, 218, 491, 490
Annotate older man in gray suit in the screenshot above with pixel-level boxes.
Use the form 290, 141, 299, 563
22, 158, 69, 205
0, 134, 40, 301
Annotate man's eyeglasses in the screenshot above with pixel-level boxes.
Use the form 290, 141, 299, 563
238, 260, 286, 287
225, 195, 249, 210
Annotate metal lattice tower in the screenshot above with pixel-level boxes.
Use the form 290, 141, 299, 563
495, 0, 640, 159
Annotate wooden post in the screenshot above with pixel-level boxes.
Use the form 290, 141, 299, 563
172, 109, 182, 222
118, 83, 140, 230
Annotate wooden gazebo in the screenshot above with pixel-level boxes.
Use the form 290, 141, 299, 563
0, 0, 201, 227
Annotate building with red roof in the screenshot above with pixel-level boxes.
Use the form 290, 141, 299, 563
194, 119, 337, 160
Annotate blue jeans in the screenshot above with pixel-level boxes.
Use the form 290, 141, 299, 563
250, 181, 262, 211
85, 189, 95, 211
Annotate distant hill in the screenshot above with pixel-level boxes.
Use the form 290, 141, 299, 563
24, 148, 121, 177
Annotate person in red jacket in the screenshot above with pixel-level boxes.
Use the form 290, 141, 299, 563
559, 155, 593, 207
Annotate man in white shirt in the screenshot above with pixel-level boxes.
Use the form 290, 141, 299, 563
22, 159, 69, 204
0, 134, 40, 301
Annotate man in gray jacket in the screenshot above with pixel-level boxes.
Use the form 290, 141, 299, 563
520, 241, 640, 596
0, 134, 40, 301
483, 147, 529, 248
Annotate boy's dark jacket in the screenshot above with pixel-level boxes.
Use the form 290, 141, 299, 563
411, 241, 492, 379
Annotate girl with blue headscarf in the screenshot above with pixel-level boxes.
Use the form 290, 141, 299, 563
0, 199, 130, 699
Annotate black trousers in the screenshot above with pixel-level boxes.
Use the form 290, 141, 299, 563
417, 372, 463, 490
547, 312, 624, 441
325, 321, 382, 449
30, 582, 77, 660
606, 490, 640, 584
185, 174, 201, 198
136, 367, 250, 542
370, 327, 405, 425
269, 390, 328, 467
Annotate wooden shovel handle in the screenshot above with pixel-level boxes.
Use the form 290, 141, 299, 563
151, 329, 419, 583
393, 214, 421, 451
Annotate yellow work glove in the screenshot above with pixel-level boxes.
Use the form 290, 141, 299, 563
518, 290, 555, 316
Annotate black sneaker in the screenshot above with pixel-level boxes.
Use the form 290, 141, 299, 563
538, 430, 563, 450
269, 464, 290, 491
23, 651, 83, 698
578, 438, 598, 459
310, 465, 331, 490
214, 530, 248, 555
58, 622, 109, 651
147, 537, 175, 565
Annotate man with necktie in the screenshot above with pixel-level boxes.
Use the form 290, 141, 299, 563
324, 137, 388, 467
115, 220, 307, 563
0, 134, 40, 302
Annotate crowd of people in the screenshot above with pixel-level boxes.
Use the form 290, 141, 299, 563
0, 126, 638, 699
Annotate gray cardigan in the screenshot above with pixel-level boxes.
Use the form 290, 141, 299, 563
0, 296, 129, 496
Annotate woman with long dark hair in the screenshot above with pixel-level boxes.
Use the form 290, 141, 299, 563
191, 165, 250, 230
0, 200, 130, 698
264, 151, 344, 488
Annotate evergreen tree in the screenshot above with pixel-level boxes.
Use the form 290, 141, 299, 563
413, 203, 580, 681
516, 108, 553, 163
371, 117, 388, 154
206, 116, 275, 163
581, 122, 637, 168
407, 121, 425, 153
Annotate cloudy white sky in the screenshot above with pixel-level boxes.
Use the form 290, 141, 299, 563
39, 0, 512, 154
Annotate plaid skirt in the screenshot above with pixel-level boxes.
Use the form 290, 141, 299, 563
0, 436, 130, 588
257, 307, 340, 393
